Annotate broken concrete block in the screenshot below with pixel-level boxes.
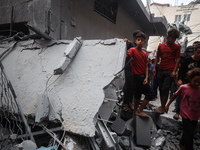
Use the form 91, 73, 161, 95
11, 140, 37, 150
54, 37, 82, 75
135, 116, 154, 147
110, 116, 126, 135
53, 57, 71, 74
154, 136, 165, 147
35, 93, 49, 123
111, 117, 134, 137
119, 136, 130, 150
64, 37, 82, 57
143, 110, 162, 128
10, 134, 17, 142
101, 39, 116, 45
123, 118, 134, 136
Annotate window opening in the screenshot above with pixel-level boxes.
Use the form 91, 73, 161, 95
184, 14, 191, 21
0, 22, 29, 37
94, 0, 118, 23
174, 15, 181, 22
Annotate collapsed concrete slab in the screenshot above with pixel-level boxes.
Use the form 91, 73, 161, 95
1, 38, 126, 137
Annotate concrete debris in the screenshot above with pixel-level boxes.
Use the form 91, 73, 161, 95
119, 136, 130, 150
11, 140, 37, 150
101, 39, 116, 45
26, 24, 53, 40
54, 37, 82, 75
135, 116, 154, 147
35, 93, 50, 123
1, 38, 200, 149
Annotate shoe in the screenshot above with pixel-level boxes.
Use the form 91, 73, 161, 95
173, 113, 179, 120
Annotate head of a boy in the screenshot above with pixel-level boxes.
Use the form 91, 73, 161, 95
167, 28, 180, 45
133, 30, 142, 41
193, 41, 200, 48
135, 32, 146, 49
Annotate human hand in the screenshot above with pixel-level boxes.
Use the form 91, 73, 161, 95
171, 71, 176, 78
165, 106, 169, 113
152, 68, 156, 75
124, 38, 129, 42
143, 78, 148, 85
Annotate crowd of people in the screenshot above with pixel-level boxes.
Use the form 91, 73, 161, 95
121, 28, 200, 150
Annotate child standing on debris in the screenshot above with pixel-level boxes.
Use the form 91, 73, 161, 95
127, 32, 155, 117
122, 30, 141, 113
153, 28, 180, 114
165, 68, 200, 150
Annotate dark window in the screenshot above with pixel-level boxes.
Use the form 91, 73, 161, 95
0, 22, 29, 37
94, 0, 118, 23
184, 14, 191, 21
174, 15, 181, 22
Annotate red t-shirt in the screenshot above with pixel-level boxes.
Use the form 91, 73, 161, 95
175, 84, 200, 121
157, 42, 180, 70
127, 48, 147, 75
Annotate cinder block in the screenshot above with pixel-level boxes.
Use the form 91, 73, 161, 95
144, 110, 162, 128
111, 117, 134, 136
119, 136, 130, 150
111, 116, 126, 135
135, 116, 154, 147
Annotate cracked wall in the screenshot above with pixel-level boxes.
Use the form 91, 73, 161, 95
1, 38, 126, 137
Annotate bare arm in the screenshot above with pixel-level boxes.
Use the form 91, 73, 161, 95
143, 63, 148, 85
171, 57, 180, 78
165, 94, 178, 113
153, 55, 159, 75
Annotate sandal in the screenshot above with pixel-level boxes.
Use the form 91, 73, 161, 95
154, 107, 165, 114
122, 104, 132, 113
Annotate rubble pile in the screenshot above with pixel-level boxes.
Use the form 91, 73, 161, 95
93, 102, 200, 150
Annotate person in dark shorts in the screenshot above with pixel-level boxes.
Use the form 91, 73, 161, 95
127, 32, 155, 117
122, 30, 141, 113
153, 28, 180, 114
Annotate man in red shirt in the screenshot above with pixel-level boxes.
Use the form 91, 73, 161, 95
153, 28, 180, 114
127, 32, 155, 117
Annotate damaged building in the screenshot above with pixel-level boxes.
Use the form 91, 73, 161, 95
1, 0, 199, 150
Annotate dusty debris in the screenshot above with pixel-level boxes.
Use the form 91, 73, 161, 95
0, 36, 199, 150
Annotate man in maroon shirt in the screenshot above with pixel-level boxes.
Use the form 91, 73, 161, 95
153, 28, 180, 114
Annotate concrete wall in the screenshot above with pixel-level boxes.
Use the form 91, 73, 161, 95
0, 0, 51, 33
0, 0, 144, 41
55, 0, 142, 40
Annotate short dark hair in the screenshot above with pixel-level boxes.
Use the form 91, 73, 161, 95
193, 41, 200, 44
168, 28, 180, 39
133, 30, 142, 37
186, 68, 200, 80
136, 32, 146, 40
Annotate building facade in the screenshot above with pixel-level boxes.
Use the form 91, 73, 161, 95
148, 2, 200, 52
0, 0, 167, 42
